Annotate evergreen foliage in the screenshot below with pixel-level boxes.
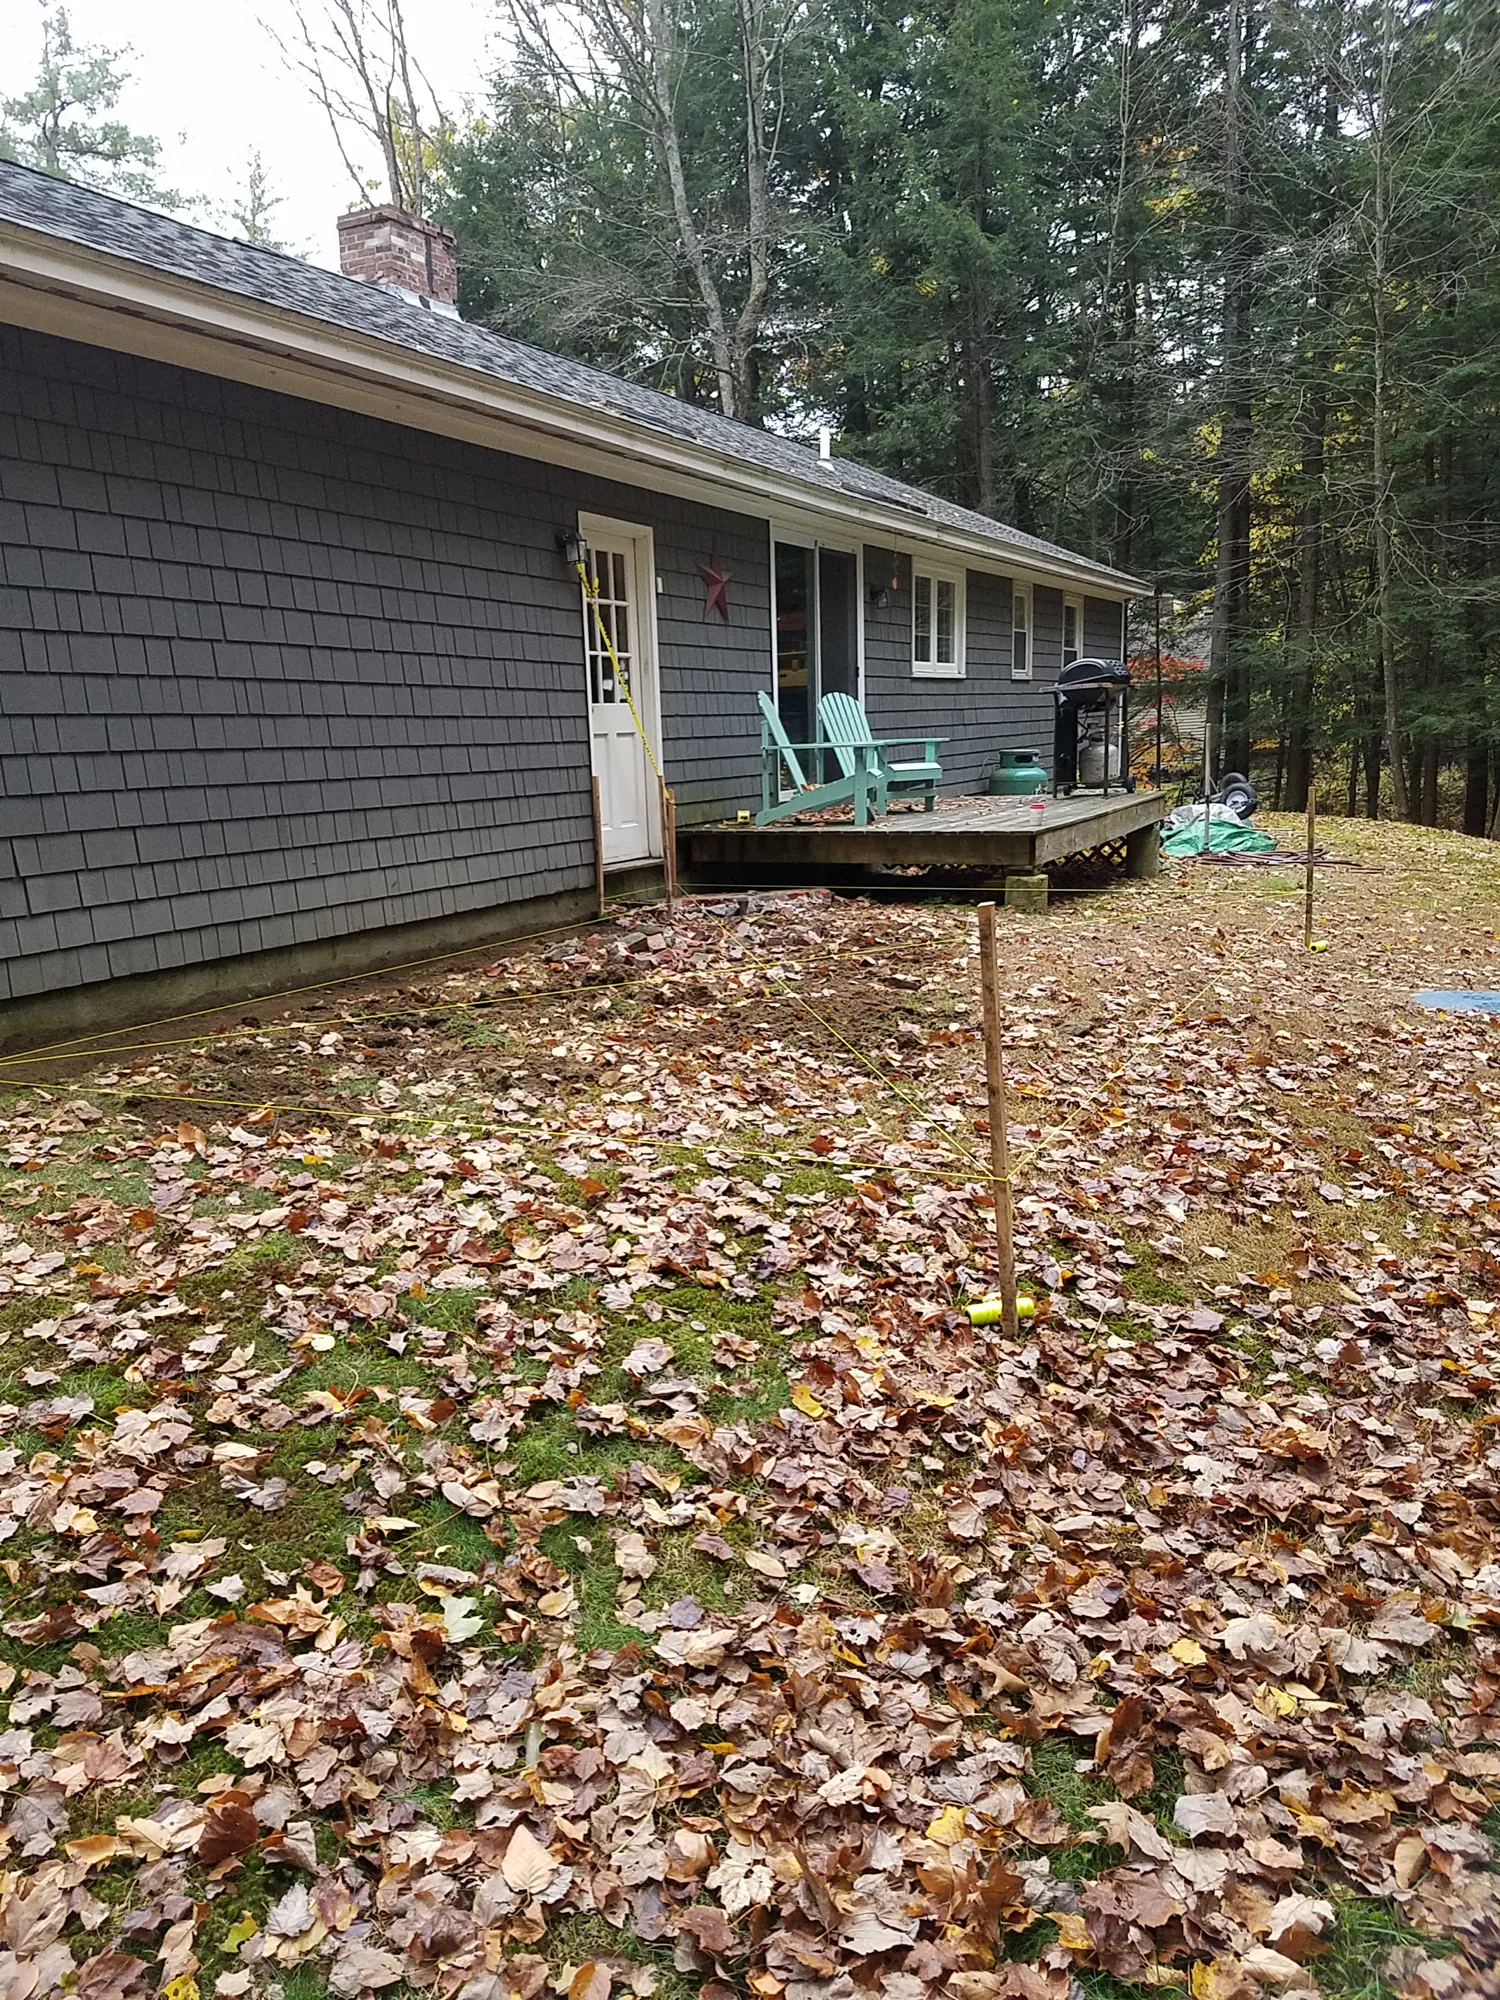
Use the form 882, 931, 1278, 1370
0, 6, 181, 211
439, 0, 1500, 826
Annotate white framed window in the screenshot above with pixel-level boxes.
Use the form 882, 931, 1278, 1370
912, 564, 965, 677
1011, 581, 1033, 680
1062, 595, 1083, 667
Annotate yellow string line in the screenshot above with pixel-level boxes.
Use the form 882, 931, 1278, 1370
996, 903, 1315, 1185
756, 971, 988, 1178
26, 915, 1290, 1204
8, 908, 985, 1178
0, 895, 677, 1072
577, 559, 667, 789
4, 907, 1320, 1206
8, 880, 1300, 1214
0, 875, 1141, 1076
673, 883, 991, 1180
12, 870, 1179, 1080
0, 928, 962, 1073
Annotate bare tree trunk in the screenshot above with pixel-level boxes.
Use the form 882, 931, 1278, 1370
731, 0, 775, 419
644, 0, 740, 416
1464, 741, 1489, 836
1418, 739, 1438, 825
1369, 0, 1409, 817
1210, 0, 1254, 780
1285, 46, 1338, 814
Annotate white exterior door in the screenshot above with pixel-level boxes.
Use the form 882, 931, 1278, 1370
581, 522, 658, 866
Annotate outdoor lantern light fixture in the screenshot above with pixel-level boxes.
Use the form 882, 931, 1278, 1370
559, 529, 589, 569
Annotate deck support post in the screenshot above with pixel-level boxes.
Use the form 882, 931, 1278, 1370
1125, 824, 1161, 878
1004, 873, 1049, 913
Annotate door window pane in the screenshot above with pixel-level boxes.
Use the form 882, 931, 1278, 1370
1062, 600, 1080, 666
585, 545, 634, 705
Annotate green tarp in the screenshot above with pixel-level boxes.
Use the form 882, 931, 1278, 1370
1161, 815, 1278, 858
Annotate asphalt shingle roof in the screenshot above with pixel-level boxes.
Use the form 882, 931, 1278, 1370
0, 162, 1138, 591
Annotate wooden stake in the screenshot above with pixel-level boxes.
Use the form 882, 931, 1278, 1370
590, 776, 606, 919
1304, 784, 1317, 948
659, 776, 677, 910
977, 902, 1018, 1340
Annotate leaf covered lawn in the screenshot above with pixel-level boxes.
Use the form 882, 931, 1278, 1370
2, 817, 1500, 2000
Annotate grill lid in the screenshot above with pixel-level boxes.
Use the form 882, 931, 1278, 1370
1057, 656, 1131, 692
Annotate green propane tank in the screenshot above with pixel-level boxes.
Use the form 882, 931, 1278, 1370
988, 749, 1050, 796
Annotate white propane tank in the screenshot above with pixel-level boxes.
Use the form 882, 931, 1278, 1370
1077, 718, 1106, 786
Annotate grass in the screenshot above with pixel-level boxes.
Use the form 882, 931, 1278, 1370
156, 1466, 349, 1583
6, 837, 1500, 1995
1025, 1735, 1118, 1833
1318, 1894, 1457, 1999
540, 1914, 701, 1999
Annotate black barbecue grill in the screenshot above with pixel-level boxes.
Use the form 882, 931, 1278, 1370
1053, 657, 1134, 797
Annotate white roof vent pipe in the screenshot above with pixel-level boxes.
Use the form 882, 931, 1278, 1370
818, 427, 833, 460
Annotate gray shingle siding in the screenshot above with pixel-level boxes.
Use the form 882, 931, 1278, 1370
0, 325, 769, 1002
0, 162, 1141, 599
0, 321, 1130, 1006
1084, 595, 1126, 660
861, 554, 1060, 791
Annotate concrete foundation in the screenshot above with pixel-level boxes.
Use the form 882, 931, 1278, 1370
0, 875, 661, 1057
1126, 823, 1162, 878
1004, 873, 1050, 913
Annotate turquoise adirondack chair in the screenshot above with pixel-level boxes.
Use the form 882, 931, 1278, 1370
755, 690, 878, 825
817, 691, 944, 813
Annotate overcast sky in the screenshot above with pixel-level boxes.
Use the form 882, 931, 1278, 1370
1, 0, 496, 266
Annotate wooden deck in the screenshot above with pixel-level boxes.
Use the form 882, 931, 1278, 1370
681, 788, 1167, 887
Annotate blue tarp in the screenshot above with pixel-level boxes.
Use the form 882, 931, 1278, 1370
1414, 990, 1500, 1014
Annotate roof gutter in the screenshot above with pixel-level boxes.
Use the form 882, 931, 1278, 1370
0, 218, 1148, 598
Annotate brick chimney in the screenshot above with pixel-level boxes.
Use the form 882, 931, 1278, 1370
336, 205, 459, 318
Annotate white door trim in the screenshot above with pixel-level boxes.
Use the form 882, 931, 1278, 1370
578, 511, 662, 864
854, 544, 866, 707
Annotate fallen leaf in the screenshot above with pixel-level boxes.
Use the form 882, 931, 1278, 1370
327, 1943, 406, 1996
1174, 1793, 1239, 1840
500, 1823, 558, 1896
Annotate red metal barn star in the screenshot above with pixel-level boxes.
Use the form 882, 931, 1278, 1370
697, 555, 732, 620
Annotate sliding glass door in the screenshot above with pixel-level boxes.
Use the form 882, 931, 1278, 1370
774, 542, 816, 751
773, 540, 860, 784
818, 549, 857, 701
